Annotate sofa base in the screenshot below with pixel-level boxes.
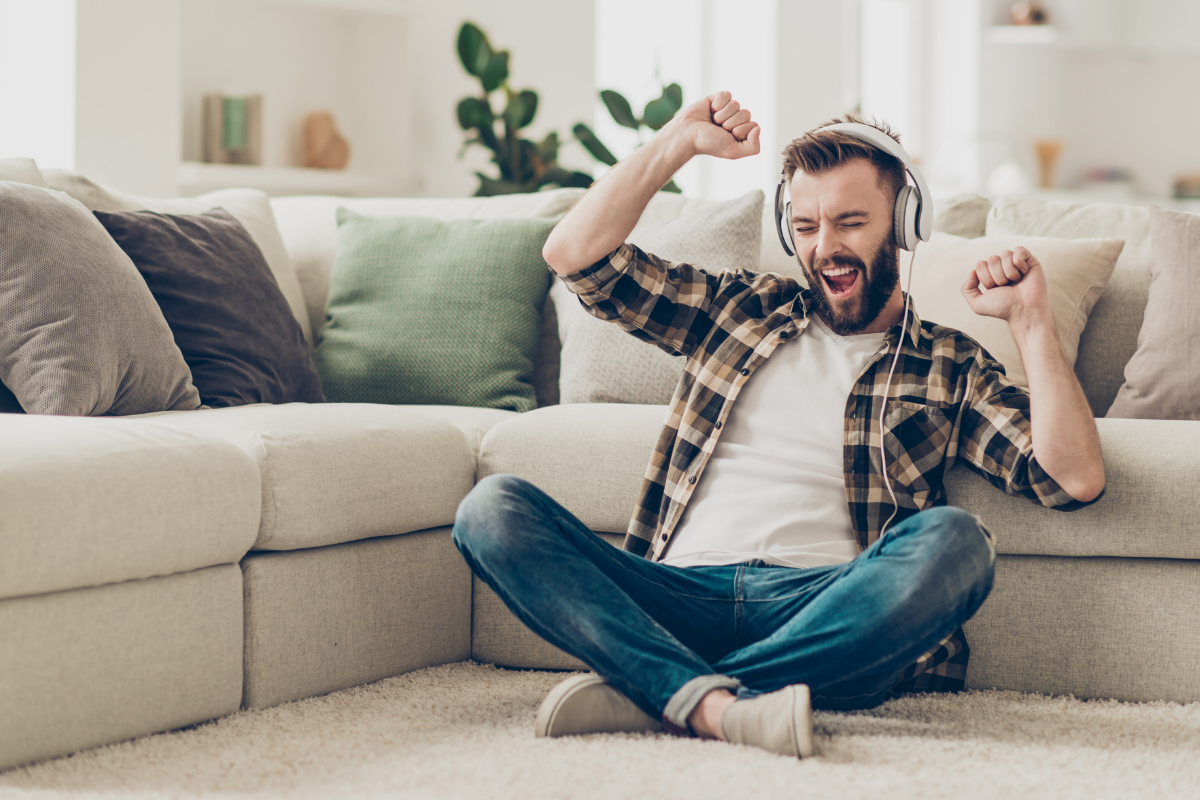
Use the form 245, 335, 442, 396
0, 565, 243, 771
965, 554, 1200, 702
241, 527, 472, 710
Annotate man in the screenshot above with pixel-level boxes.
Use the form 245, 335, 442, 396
453, 92, 1105, 758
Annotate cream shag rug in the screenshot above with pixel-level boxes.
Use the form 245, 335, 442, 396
2, 661, 1198, 800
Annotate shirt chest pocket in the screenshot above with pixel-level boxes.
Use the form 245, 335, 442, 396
881, 401, 953, 505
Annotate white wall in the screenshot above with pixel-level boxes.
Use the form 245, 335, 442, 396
407, 0, 596, 197
74, 0, 181, 196
0, 0, 76, 170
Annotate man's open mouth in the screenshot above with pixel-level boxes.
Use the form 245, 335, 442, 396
820, 266, 860, 298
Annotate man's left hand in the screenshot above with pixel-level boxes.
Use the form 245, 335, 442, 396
961, 246, 1050, 326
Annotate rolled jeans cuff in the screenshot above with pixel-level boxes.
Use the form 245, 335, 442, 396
661, 674, 743, 736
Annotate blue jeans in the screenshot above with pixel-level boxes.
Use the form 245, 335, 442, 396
453, 474, 995, 734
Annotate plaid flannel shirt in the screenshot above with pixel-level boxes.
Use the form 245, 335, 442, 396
557, 242, 1097, 693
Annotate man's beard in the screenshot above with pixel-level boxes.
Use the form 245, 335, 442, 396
798, 240, 899, 336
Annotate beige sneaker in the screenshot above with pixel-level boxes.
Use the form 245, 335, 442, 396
720, 684, 814, 758
535, 674, 663, 737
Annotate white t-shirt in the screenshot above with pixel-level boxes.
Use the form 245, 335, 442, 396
660, 317, 886, 569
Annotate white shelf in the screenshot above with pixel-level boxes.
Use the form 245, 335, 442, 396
245, 0, 413, 15
178, 162, 418, 197
986, 25, 1059, 46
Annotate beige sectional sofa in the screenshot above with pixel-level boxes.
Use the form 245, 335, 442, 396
2, 186, 1198, 772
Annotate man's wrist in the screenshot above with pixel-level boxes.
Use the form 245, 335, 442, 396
1007, 306, 1059, 349
646, 127, 697, 176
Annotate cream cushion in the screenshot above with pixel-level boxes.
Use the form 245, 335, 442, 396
135, 403, 476, 551
477, 403, 666, 535
1106, 207, 1200, 420
0, 157, 46, 186
552, 190, 764, 405
41, 170, 313, 347
906, 232, 1123, 387
0, 414, 260, 600
985, 194, 1156, 414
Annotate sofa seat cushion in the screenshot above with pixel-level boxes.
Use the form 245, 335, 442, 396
0, 415, 260, 601
478, 404, 1200, 561
136, 403, 475, 551
402, 405, 517, 460
477, 403, 666, 535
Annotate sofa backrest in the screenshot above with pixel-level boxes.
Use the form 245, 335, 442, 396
271, 191, 1161, 416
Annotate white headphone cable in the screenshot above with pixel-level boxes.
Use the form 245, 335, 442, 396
879, 243, 920, 536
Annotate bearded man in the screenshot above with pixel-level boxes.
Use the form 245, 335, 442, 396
452, 92, 1106, 758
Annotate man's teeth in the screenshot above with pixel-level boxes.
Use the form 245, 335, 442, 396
822, 266, 857, 276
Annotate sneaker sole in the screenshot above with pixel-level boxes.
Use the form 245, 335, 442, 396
792, 684, 814, 758
535, 674, 662, 738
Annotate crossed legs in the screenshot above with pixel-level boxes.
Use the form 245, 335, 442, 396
453, 474, 994, 734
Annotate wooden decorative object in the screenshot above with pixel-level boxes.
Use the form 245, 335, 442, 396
202, 94, 263, 165
1009, 2, 1049, 26
302, 112, 350, 170
1034, 138, 1064, 189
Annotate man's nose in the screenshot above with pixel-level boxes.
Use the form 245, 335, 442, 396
813, 222, 843, 263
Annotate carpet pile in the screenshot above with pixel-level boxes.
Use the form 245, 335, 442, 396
2, 661, 1197, 799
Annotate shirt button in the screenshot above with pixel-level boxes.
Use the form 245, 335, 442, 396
661, 533, 668, 541
688, 475, 697, 484
740, 368, 750, 376
715, 421, 723, 429
779, 331, 790, 340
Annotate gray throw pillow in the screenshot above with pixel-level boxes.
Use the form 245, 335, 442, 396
0, 181, 200, 415
552, 189, 764, 405
1106, 206, 1200, 420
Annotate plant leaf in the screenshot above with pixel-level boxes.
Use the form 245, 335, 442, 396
601, 90, 639, 129
538, 131, 559, 163
661, 178, 682, 193
505, 90, 538, 130
475, 173, 526, 196
457, 22, 491, 77
481, 51, 509, 93
572, 122, 618, 166
456, 97, 493, 130
561, 170, 594, 189
664, 83, 683, 111
643, 83, 683, 131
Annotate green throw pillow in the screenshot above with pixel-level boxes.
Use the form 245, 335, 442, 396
313, 210, 556, 412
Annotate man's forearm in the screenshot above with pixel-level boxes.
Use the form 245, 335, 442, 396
1010, 310, 1106, 501
542, 131, 694, 275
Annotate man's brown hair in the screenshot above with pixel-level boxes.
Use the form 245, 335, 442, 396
781, 113, 907, 202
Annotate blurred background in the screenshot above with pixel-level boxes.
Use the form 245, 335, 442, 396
1, 0, 1198, 207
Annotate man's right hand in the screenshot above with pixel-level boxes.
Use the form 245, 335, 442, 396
667, 91, 761, 161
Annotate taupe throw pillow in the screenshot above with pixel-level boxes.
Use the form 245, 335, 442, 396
0, 182, 200, 415
1106, 207, 1200, 420
553, 189, 764, 405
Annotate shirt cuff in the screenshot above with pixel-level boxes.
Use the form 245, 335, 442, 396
552, 242, 637, 296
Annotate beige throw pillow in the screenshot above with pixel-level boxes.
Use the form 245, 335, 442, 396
1106, 207, 1200, 420
552, 189, 764, 405
907, 233, 1124, 387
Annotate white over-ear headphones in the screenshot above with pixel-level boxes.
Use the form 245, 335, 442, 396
774, 122, 933, 256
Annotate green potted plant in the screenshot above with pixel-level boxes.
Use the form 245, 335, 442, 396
573, 83, 685, 193
455, 22, 593, 196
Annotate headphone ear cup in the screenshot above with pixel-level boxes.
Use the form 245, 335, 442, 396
893, 184, 917, 251
774, 176, 795, 257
